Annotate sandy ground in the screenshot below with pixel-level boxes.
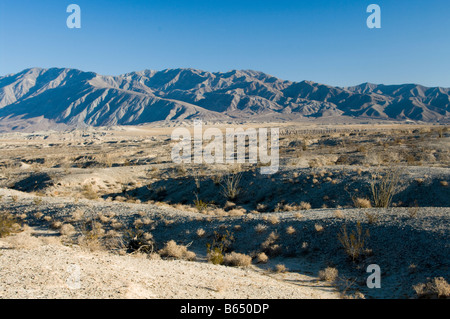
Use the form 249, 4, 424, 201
0, 228, 338, 299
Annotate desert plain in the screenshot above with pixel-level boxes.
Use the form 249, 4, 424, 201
0, 121, 448, 299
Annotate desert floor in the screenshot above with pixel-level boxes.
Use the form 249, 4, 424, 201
0, 122, 449, 299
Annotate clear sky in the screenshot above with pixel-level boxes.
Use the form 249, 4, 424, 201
1, 0, 449, 87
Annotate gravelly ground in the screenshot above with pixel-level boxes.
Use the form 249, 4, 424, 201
1, 188, 448, 299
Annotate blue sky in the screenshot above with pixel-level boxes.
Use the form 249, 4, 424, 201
1, 0, 449, 87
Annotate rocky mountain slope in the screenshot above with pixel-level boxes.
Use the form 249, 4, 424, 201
0, 67, 448, 129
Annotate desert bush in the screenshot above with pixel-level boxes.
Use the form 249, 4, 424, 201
123, 226, 155, 254
274, 264, 287, 273
370, 169, 401, 208
220, 172, 242, 201
337, 221, 370, 261
413, 277, 450, 299
159, 240, 196, 261
211, 174, 223, 185
255, 252, 269, 264
82, 184, 98, 200
319, 267, 339, 282
196, 228, 206, 238
353, 197, 372, 208
261, 231, 281, 256
314, 224, 324, 232
256, 203, 267, 212
77, 219, 105, 251
50, 221, 62, 230
286, 226, 296, 235
0, 211, 20, 237
334, 210, 344, 219
223, 252, 252, 267
206, 230, 234, 265
193, 194, 208, 213
254, 224, 267, 233
59, 223, 76, 236
299, 202, 311, 210
268, 215, 280, 225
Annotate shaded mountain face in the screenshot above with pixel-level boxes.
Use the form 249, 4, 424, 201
0, 67, 448, 128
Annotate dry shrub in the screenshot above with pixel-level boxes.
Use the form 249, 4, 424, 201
314, 224, 324, 232
274, 264, 287, 273
286, 226, 296, 235
224, 201, 236, 210
0, 211, 21, 238
370, 169, 401, 208
194, 195, 209, 213
223, 252, 252, 267
60, 223, 76, 236
255, 224, 267, 234
319, 267, 339, 282
220, 172, 242, 201
337, 222, 370, 261
413, 277, 450, 299
334, 210, 344, 219
256, 203, 267, 212
77, 220, 105, 252
261, 231, 281, 256
34, 212, 44, 219
196, 228, 206, 238
206, 230, 234, 265
294, 212, 304, 219
342, 291, 365, 299
82, 184, 98, 200
159, 240, 196, 261
255, 252, 269, 264
268, 215, 280, 225
50, 221, 62, 230
98, 214, 110, 224
123, 227, 154, 254
111, 221, 123, 230
353, 197, 372, 208
299, 202, 311, 210
227, 208, 246, 216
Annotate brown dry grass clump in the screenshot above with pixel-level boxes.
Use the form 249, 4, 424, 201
0, 211, 21, 238
353, 197, 372, 208
318, 267, 339, 282
413, 277, 450, 299
274, 264, 287, 273
255, 252, 269, 264
159, 240, 196, 261
286, 226, 296, 235
223, 252, 252, 267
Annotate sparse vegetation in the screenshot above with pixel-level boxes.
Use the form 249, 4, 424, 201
337, 221, 370, 261
413, 277, 450, 299
370, 169, 401, 208
220, 172, 242, 201
223, 252, 252, 267
0, 211, 20, 237
319, 267, 339, 282
159, 240, 196, 261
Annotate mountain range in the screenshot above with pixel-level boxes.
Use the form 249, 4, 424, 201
0, 67, 448, 130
